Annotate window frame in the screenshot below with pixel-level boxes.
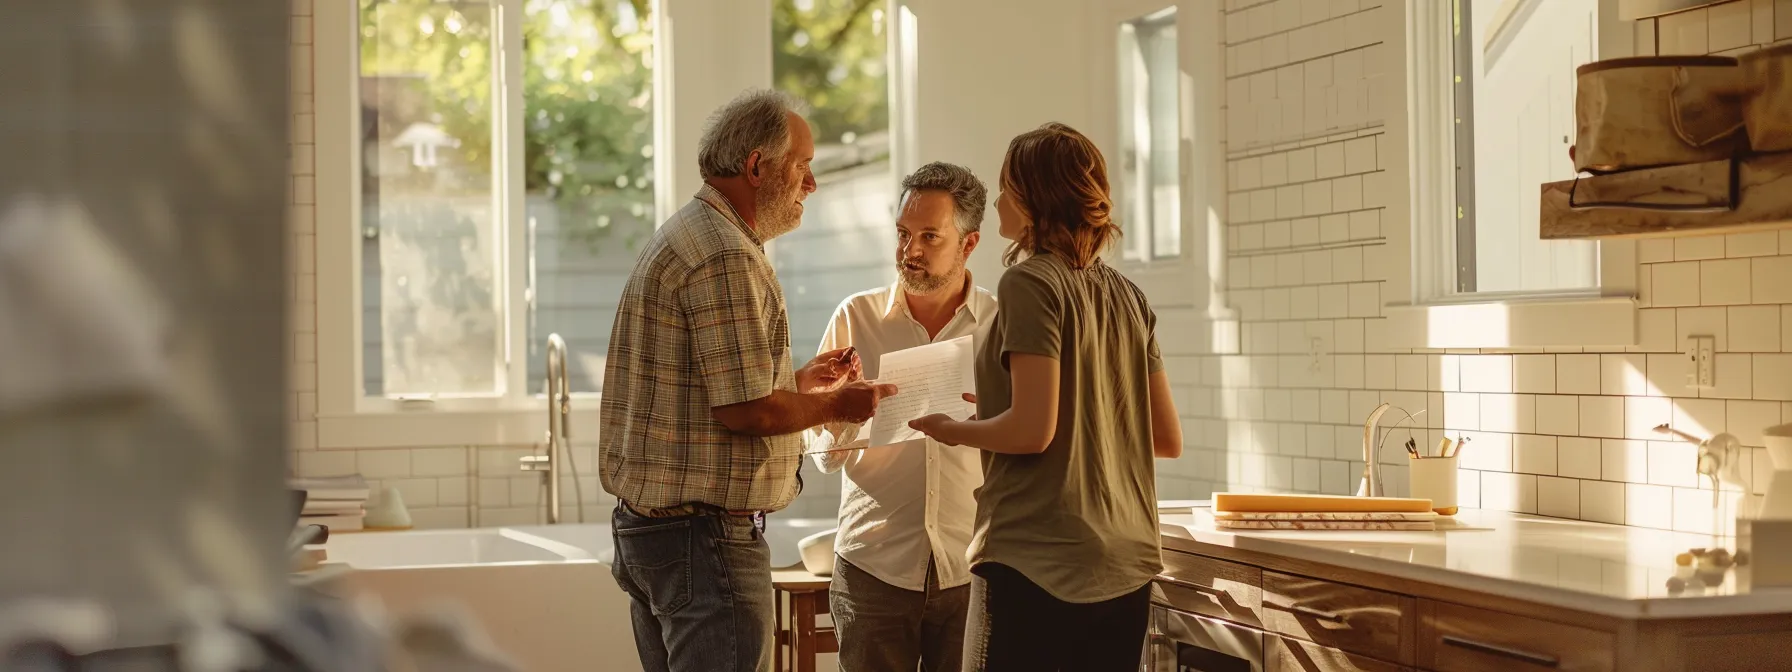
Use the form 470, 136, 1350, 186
1100, 0, 1192, 273
1097, 1, 1201, 283
1382, 0, 1639, 349
1090, 0, 1233, 336
1115, 5, 1182, 262
314, 0, 575, 448
314, 0, 888, 449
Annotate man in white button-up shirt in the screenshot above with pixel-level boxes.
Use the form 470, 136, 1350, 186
806, 162, 995, 672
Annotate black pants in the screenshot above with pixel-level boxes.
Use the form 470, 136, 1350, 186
965, 563, 1151, 672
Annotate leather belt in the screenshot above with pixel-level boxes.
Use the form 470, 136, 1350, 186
622, 500, 764, 520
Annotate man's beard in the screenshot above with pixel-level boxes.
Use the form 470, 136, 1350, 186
753, 168, 803, 240
898, 259, 963, 294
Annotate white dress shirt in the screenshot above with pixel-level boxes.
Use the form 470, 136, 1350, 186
807, 277, 996, 592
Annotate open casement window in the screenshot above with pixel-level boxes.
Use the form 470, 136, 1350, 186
351, 0, 658, 403
317, 0, 657, 444
1387, 0, 1639, 349
314, 0, 904, 447
314, 0, 672, 448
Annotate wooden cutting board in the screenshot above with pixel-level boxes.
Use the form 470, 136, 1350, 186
1216, 519, 1436, 531
1213, 492, 1433, 513
1213, 511, 1438, 521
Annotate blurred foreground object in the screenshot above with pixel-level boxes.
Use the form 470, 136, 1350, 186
0, 1, 507, 668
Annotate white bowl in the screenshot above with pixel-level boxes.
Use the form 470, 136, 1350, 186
797, 528, 837, 576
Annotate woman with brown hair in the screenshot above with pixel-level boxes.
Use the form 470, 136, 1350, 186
909, 122, 1183, 670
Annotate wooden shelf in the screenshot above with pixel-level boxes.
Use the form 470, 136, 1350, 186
1539, 152, 1792, 240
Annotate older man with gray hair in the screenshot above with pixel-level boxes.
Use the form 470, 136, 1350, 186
806, 161, 995, 672
600, 89, 896, 672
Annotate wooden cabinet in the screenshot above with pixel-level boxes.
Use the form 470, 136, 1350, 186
1147, 604, 1265, 672
1158, 549, 1264, 628
1154, 543, 1791, 672
1261, 570, 1415, 666
1416, 600, 1614, 672
1267, 636, 1410, 672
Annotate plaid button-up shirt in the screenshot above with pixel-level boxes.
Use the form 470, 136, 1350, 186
598, 186, 802, 512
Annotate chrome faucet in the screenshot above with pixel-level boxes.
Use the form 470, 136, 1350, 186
1654, 423, 1745, 493
1358, 403, 1426, 497
1357, 403, 1392, 497
522, 334, 572, 523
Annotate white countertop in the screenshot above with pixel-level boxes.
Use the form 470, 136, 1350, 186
1159, 508, 1792, 619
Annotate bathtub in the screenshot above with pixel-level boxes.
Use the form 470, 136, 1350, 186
325, 527, 596, 568
506, 516, 837, 568
324, 518, 839, 672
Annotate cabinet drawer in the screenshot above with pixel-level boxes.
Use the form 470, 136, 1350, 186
1418, 600, 1614, 672
1150, 605, 1266, 672
1262, 570, 1414, 666
1155, 550, 1262, 627
1267, 636, 1410, 672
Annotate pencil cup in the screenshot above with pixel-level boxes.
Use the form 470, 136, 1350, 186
1408, 456, 1459, 516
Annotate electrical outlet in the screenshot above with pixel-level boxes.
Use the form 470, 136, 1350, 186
1686, 336, 1716, 389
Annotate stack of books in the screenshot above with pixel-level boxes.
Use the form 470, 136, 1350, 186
290, 474, 370, 532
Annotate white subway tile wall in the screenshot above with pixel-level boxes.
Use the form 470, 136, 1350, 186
289, 0, 314, 470
286, 0, 1791, 532
1150, 0, 1788, 534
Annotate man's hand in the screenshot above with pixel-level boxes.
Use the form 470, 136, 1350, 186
798, 346, 861, 394
830, 380, 897, 424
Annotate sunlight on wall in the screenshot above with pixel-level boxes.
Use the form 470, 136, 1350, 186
1460, 352, 1756, 537
1424, 304, 1511, 349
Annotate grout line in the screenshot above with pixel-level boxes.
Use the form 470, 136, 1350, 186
1228, 204, 1389, 227
1227, 40, 1388, 80
1227, 126, 1388, 160
1222, 6, 1385, 49
1228, 167, 1387, 194
1227, 237, 1386, 258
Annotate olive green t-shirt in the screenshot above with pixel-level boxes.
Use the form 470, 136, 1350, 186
970, 254, 1165, 603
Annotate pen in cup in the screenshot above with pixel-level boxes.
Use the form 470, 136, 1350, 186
1445, 435, 1470, 458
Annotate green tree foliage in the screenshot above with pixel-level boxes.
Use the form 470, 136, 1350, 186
358, 0, 886, 250
772, 0, 888, 148
360, 0, 654, 250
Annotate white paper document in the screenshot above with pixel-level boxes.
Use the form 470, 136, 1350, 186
865, 335, 978, 447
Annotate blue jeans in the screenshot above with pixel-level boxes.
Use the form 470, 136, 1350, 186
610, 503, 775, 672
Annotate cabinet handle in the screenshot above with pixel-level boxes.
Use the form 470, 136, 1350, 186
1289, 604, 1347, 624
1154, 574, 1228, 598
1441, 635, 1560, 668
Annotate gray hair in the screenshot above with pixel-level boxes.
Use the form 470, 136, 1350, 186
900, 162, 987, 236
696, 89, 808, 179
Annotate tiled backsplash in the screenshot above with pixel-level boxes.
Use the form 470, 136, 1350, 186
286, 0, 1792, 533
1144, 0, 1792, 535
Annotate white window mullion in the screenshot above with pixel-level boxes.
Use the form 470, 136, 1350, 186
1407, 0, 1456, 304
651, 0, 677, 224
888, 0, 918, 183
314, 0, 359, 418
498, 0, 530, 400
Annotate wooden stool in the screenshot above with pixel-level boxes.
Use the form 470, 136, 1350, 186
772, 569, 837, 672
